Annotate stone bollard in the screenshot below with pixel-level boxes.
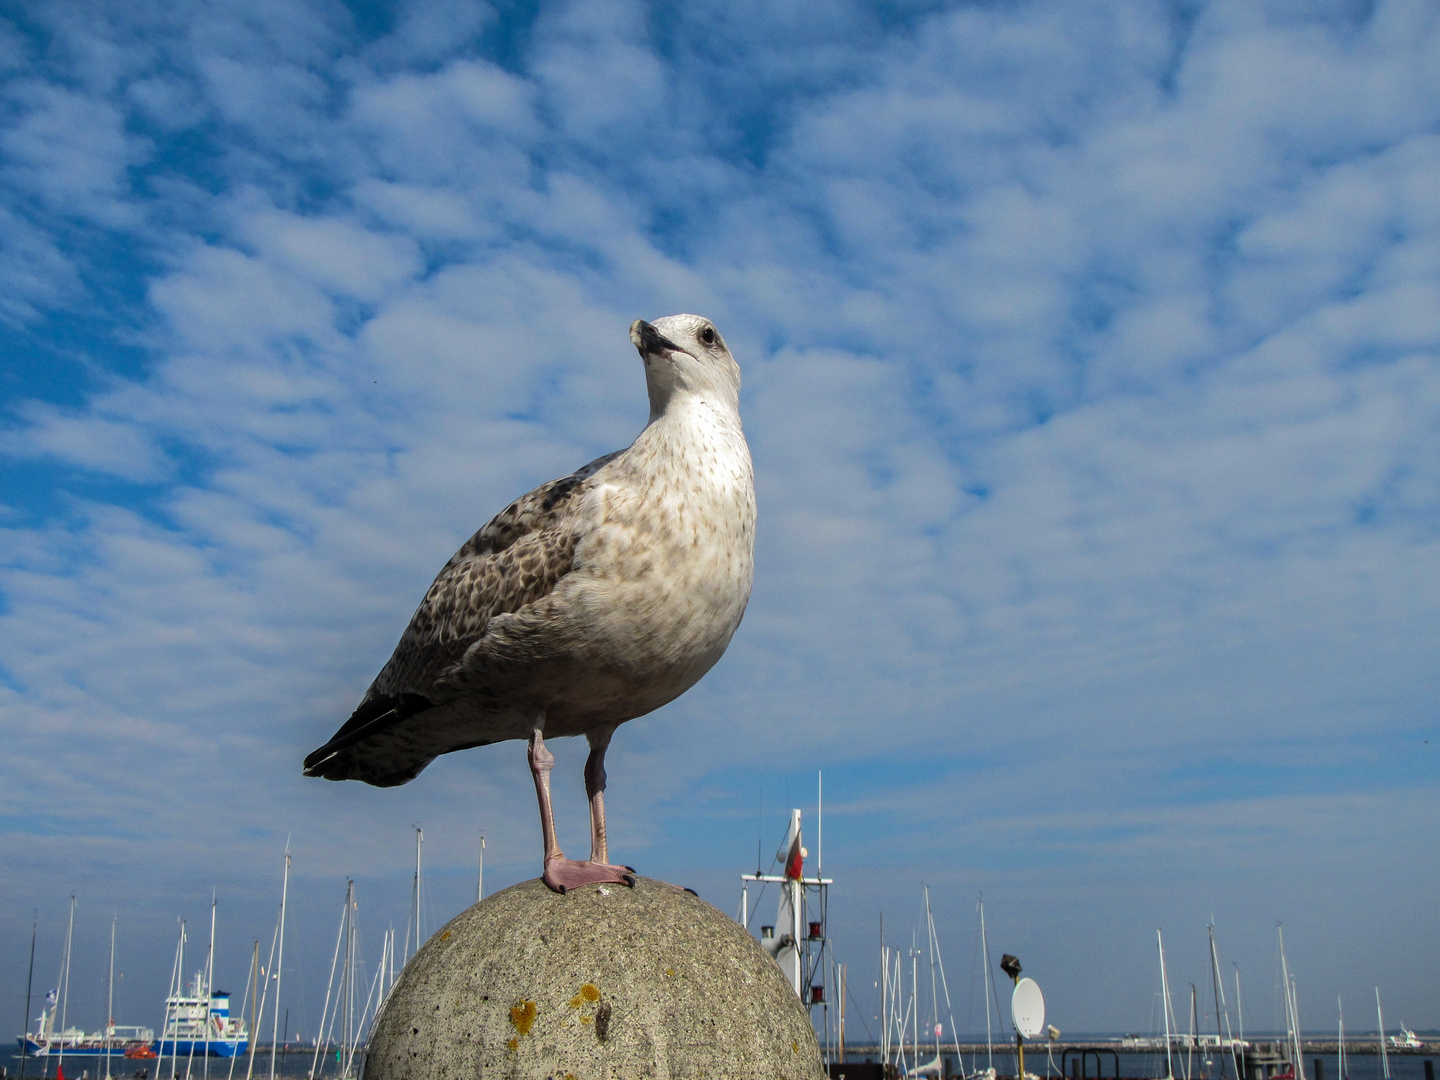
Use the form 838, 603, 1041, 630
364, 876, 826, 1080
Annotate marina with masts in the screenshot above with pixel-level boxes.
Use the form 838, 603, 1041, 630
12, 815, 1433, 1080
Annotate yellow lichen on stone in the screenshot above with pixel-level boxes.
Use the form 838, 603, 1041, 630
506, 1038, 517, 1052
579, 1016, 593, 1026
440, 931, 451, 941
568, 994, 584, 1008
509, 1000, 536, 1035
580, 983, 600, 1002
665, 968, 675, 977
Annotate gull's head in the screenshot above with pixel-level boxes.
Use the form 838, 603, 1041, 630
630, 313, 740, 416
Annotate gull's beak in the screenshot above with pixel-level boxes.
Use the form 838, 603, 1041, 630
630, 319, 681, 356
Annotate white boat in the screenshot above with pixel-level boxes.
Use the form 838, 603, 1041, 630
906, 1053, 944, 1077
1388, 1025, 1423, 1049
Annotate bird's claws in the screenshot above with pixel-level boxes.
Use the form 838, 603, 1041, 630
542, 855, 636, 894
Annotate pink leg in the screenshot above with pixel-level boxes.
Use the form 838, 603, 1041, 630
585, 725, 620, 865
528, 722, 562, 864
528, 723, 633, 894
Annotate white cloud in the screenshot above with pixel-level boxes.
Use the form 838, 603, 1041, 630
0, 82, 147, 226
1, 403, 168, 480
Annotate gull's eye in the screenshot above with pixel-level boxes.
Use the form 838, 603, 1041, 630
699, 325, 716, 346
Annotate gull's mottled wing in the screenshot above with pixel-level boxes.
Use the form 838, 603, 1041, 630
302, 451, 619, 783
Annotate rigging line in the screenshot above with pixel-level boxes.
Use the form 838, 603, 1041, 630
226, 941, 256, 1080
841, 966, 877, 1046
245, 905, 282, 1080
309, 888, 350, 1080
927, 892, 963, 1071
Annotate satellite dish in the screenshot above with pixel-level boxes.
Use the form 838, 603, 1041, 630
1011, 977, 1045, 1039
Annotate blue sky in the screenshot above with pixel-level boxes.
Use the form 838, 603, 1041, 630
1, 0, 1437, 1042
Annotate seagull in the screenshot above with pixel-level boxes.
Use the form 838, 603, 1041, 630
304, 315, 756, 893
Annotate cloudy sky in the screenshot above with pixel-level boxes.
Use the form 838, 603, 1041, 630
2, 0, 1437, 1044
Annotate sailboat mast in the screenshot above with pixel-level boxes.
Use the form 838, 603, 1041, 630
477, 832, 485, 905
911, 944, 919, 1070
1375, 988, 1390, 1080
1337, 996, 1346, 1080
1277, 925, 1304, 1080
1158, 931, 1175, 1080
925, 889, 939, 1063
882, 944, 889, 1068
105, 915, 116, 1080
1290, 980, 1303, 1080
269, 843, 290, 1080
348, 881, 357, 1077
247, 941, 259, 1078
159, 920, 187, 1080
57, 895, 76, 1080
206, 894, 218, 1080
20, 912, 36, 1080
1208, 924, 1228, 1080
344, 879, 357, 1077
1187, 984, 1197, 1080
414, 826, 424, 959
1234, 966, 1245, 1045
879, 915, 887, 1067
980, 900, 993, 1073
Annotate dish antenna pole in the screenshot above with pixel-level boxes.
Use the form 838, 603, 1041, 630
1002, 954, 1044, 1080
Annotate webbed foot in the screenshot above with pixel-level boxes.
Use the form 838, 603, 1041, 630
543, 855, 636, 894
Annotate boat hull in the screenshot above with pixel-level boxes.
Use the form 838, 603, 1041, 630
153, 1039, 249, 1058
17, 1039, 159, 1058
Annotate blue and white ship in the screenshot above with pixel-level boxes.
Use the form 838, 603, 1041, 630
19, 975, 248, 1058
154, 974, 249, 1058
16, 1012, 156, 1057
17, 990, 156, 1058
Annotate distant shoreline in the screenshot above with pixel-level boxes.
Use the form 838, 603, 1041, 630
837, 1042, 1434, 1057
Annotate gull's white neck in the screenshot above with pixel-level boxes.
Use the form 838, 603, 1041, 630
643, 391, 745, 455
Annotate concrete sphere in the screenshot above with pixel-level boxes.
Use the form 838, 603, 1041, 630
363, 876, 826, 1080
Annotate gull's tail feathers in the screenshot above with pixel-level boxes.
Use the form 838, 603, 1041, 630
303, 693, 488, 788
